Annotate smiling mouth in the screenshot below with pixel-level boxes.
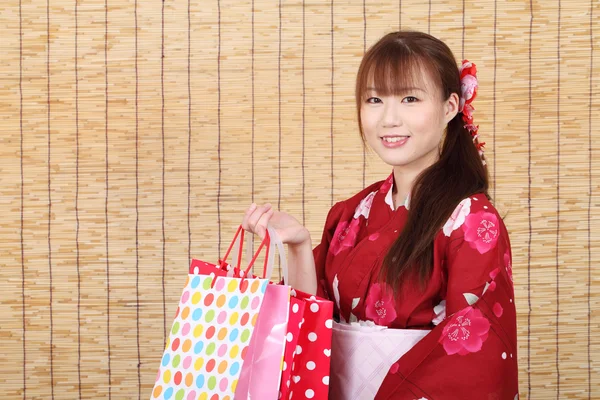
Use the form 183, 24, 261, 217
381, 136, 409, 143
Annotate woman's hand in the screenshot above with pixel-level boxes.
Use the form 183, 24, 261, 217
241, 203, 310, 247
242, 203, 317, 294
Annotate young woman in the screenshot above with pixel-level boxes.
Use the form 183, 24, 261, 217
243, 31, 519, 399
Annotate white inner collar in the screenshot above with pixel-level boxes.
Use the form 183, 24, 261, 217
384, 179, 410, 211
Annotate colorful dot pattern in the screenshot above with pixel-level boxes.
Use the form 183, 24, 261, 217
152, 273, 269, 399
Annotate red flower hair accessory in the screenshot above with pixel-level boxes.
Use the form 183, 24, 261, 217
459, 60, 486, 165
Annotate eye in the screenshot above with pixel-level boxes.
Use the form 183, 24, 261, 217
402, 96, 419, 103
366, 97, 382, 104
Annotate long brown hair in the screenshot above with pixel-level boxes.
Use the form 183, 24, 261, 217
355, 31, 489, 289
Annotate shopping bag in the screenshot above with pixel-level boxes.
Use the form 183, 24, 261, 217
282, 290, 334, 400
151, 227, 275, 400
279, 296, 305, 398
235, 227, 292, 400
329, 322, 429, 399
234, 283, 290, 399
189, 226, 293, 400
211, 226, 334, 400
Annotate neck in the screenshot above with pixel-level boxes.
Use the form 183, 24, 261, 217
392, 151, 439, 203
392, 167, 418, 204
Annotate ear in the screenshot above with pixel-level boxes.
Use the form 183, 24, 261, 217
444, 93, 460, 124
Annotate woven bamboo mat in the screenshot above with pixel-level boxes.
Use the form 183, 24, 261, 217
0, 0, 598, 398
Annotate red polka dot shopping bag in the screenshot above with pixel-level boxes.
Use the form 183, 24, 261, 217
151, 226, 290, 400
279, 288, 334, 400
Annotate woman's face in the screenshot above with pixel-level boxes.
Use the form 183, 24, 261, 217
360, 71, 459, 173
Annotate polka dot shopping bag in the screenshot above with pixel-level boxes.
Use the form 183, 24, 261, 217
151, 227, 290, 400
279, 288, 334, 400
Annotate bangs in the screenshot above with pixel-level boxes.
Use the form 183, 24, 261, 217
356, 42, 441, 101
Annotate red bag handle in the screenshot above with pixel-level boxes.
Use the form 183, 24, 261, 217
243, 229, 270, 278
221, 225, 246, 269
217, 225, 271, 284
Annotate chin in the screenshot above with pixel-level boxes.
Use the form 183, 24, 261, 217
369, 148, 408, 165
381, 152, 442, 171
385, 159, 416, 168
373, 145, 439, 170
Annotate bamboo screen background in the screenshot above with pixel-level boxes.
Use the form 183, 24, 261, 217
0, 0, 598, 398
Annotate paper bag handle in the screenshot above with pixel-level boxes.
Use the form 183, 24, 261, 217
220, 225, 271, 275
220, 225, 289, 284
265, 227, 289, 285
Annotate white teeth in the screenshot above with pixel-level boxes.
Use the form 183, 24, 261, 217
382, 136, 407, 143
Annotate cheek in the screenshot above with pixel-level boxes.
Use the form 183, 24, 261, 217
403, 115, 430, 135
409, 107, 445, 133
360, 111, 379, 134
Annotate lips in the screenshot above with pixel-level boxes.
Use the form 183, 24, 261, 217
382, 136, 408, 143
381, 135, 409, 148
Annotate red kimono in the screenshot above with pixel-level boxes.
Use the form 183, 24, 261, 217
313, 173, 519, 399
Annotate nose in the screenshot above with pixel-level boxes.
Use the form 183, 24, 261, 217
381, 99, 402, 128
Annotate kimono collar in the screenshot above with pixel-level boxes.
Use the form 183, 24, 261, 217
381, 172, 411, 211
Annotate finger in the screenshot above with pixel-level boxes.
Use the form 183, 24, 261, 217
244, 205, 263, 231
246, 203, 257, 215
254, 208, 274, 239
246, 204, 272, 233
242, 203, 257, 230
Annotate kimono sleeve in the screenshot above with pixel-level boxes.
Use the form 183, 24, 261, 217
312, 201, 346, 299
374, 197, 519, 399
444, 197, 512, 317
